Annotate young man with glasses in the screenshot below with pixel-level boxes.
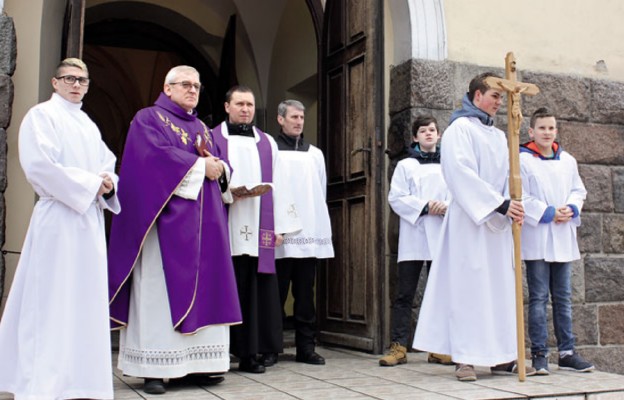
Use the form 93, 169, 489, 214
0, 58, 120, 399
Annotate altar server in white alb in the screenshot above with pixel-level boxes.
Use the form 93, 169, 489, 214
0, 58, 119, 399
379, 115, 451, 367
271, 100, 334, 366
520, 107, 594, 375
413, 72, 535, 382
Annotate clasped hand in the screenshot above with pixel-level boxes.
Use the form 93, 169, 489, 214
97, 173, 114, 196
554, 205, 573, 223
428, 200, 447, 215
203, 149, 224, 180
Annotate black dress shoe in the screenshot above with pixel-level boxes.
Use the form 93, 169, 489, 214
260, 352, 279, 367
169, 374, 225, 386
143, 378, 166, 394
296, 351, 326, 365
193, 374, 225, 386
238, 356, 266, 373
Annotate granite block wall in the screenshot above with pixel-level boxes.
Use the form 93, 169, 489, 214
0, 14, 16, 302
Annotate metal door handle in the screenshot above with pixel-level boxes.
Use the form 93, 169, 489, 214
351, 147, 372, 156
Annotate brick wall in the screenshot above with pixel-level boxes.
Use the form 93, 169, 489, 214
387, 58, 624, 374
0, 15, 16, 302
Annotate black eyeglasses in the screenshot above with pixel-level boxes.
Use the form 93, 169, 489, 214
55, 75, 90, 86
168, 81, 203, 92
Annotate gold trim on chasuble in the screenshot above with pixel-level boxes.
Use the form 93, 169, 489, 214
109, 121, 203, 330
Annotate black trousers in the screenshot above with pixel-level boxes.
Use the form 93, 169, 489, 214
230, 255, 283, 358
390, 260, 428, 346
276, 257, 318, 354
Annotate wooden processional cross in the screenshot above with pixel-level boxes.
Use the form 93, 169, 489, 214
485, 53, 539, 382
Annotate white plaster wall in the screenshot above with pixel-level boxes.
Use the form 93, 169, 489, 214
266, 0, 317, 140
2, 0, 63, 308
444, 0, 624, 81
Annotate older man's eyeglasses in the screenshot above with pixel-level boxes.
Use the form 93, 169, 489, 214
56, 75, 90, 86
169, 81, 203, 92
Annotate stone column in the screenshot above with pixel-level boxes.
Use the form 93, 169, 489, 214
0, 14, 17, 301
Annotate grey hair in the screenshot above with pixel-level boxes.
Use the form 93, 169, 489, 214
164, 65, 200, 84
277, 99, 305, 117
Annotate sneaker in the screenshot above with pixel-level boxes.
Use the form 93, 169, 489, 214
379, 342, 407, 366
455, 364, 477, 381
491, 360, 537, 376
531, 353, 550, 375
559, 352, 595, 372
428, 352, 454, 365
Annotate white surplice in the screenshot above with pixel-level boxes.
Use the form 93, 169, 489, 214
0, 93, 120, 400
275, 147, 334, 259
388, 158, 449, 262
117, 160, 231, 378
217, 123, 301, 254
520, 151, 586, 262
412, 116, 517, 366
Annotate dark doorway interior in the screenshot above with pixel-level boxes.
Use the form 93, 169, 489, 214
82, 15, 219, 165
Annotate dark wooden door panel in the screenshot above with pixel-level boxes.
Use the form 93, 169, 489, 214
319, 0, 383, 351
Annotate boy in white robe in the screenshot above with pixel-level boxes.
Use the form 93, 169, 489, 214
380, 115, 452, 367
520, 107, 594, 375
412, 72, 535, 381
0, 58, 119, 400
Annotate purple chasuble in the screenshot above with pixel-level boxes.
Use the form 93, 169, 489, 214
108, 93, 242, 334
212, 123, 276, 274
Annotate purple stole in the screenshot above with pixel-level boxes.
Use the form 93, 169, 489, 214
213, 123, 276, 274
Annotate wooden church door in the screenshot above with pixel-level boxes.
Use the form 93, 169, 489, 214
318, 0, 385, 353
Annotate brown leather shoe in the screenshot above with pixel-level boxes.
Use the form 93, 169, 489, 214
455, 364, 477, 381
428, 352, 454, 365
491, 360, 537, 376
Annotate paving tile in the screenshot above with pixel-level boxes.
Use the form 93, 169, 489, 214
204, 381, 276, 394
438, 387, 527, 399
213, 392, 298, 400
326, 376, 396, 388
288, 387, 378, 399
350, 383, 431, 397
562, 378, 624, 392
264, 379, 337, 391
588, 392, 624, 400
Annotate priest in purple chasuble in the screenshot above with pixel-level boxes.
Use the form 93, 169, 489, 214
108, 66, 241, 395
212, 85, 302, 374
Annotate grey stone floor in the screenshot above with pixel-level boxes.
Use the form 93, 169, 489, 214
2, 346, 624, 399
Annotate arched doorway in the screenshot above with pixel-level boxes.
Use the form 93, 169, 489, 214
82, 2, 222, 162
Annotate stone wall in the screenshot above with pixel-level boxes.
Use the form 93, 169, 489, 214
387, 58, 624, 374
0, 14, 16, 301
